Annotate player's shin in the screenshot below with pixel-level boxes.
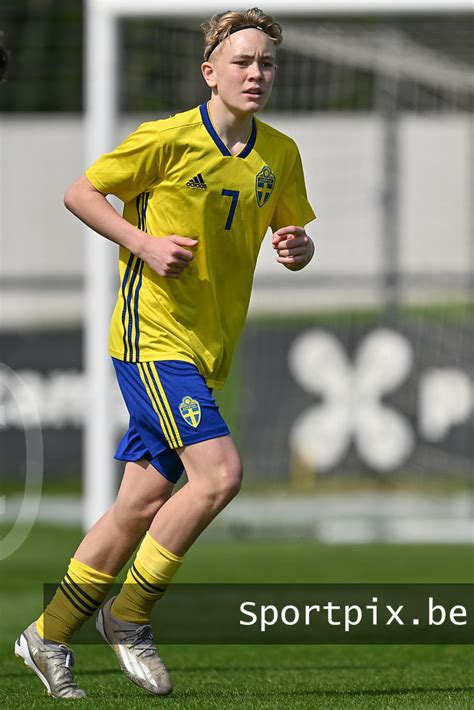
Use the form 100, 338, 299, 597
111, 531, 183, 624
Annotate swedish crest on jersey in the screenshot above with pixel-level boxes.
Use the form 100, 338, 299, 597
179, 396, 201, 428
255, 166, 276, 207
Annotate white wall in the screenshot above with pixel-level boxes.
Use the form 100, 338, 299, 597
399, 116, 471, 275
0, 116, 85, 327
0, 114, 471, 326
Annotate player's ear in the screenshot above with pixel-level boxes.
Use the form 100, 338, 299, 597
201, 61, 217, 89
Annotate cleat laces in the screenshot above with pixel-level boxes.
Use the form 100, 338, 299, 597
117, 624, 158, 659
45, 645, 80, 692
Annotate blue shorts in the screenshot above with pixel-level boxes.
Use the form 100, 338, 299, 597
112, 358, 230, 483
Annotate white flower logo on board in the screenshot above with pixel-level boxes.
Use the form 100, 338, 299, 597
288, 328, 415, 472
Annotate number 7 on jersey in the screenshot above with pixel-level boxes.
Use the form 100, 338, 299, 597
221, 189, 240, 231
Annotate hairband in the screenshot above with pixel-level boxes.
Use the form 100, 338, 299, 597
229, 24, 264, 36
206, 24, 266, 60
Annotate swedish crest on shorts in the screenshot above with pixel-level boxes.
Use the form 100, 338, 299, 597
179, 396, 201, 428
255, 166, 276, 207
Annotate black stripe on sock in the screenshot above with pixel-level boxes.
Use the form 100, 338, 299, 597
60, 579, 98, 615
65, 573, 102, 609
132, 563, 166, 593
59, 583, 95, 616
130, 566, 156, 596
60, 581, 97, 615
130, 564, 166, 595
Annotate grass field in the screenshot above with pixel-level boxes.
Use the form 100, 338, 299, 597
1, 524, 473, 708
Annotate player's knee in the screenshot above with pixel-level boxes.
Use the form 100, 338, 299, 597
224, 461, 243, 500
210, 458, 243, 509
113, 492, 168, 532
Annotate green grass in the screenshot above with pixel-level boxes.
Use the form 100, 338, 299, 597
1, 525, 473, 708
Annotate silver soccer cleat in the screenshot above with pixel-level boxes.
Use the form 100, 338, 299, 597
14, 622, 86, 699
96, 596, 172, 696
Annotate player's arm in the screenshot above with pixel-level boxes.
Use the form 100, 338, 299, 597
64, 174, 197, 278
272, 225, 315, 271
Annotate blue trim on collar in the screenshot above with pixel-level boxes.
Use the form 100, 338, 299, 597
239, 118, 257, 158
199, 103, 256, 159
200, 103, 230, 156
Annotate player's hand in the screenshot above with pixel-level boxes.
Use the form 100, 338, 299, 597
139, 234, 198, 278
272, 226, 314, 270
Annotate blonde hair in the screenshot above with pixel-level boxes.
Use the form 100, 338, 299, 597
202, 8, 283, 62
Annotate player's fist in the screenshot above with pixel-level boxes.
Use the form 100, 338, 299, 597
140, 234, 198, 278
272, 226, 314, 270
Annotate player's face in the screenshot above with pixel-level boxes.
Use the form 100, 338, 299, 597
205, 29, 276, 116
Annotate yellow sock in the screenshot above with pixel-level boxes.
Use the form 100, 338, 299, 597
111, 533, 183, 624
36, 558, 115, 644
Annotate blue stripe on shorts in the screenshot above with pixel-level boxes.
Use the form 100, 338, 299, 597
112, 358, 230, 483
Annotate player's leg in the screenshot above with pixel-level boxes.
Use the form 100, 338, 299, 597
95, 447, 185, 697
98, 435, 241, 696
106, 360, 238, 615
15, 458, 173, 698
149, 434, 242, 554
74, 458, 173, 575
37, 458, 173, 641
96, 360, 240, 696
111, 434, 241, 619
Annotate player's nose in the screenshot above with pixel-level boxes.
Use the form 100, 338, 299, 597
248, 60, 264, 79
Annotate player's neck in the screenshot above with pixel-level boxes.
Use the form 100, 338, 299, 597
207, 99, 254, 156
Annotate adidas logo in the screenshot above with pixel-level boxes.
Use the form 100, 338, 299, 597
186, 173, 207, 189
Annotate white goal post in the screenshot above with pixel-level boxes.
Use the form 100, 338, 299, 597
83, 0, 471, 530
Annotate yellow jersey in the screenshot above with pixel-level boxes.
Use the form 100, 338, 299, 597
86, 103, 315, 388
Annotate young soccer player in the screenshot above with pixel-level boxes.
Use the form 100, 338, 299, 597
15, 8, 316, 698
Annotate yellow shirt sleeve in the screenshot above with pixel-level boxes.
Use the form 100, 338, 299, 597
85, 121, 164, 203
271, 145, 316, 231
